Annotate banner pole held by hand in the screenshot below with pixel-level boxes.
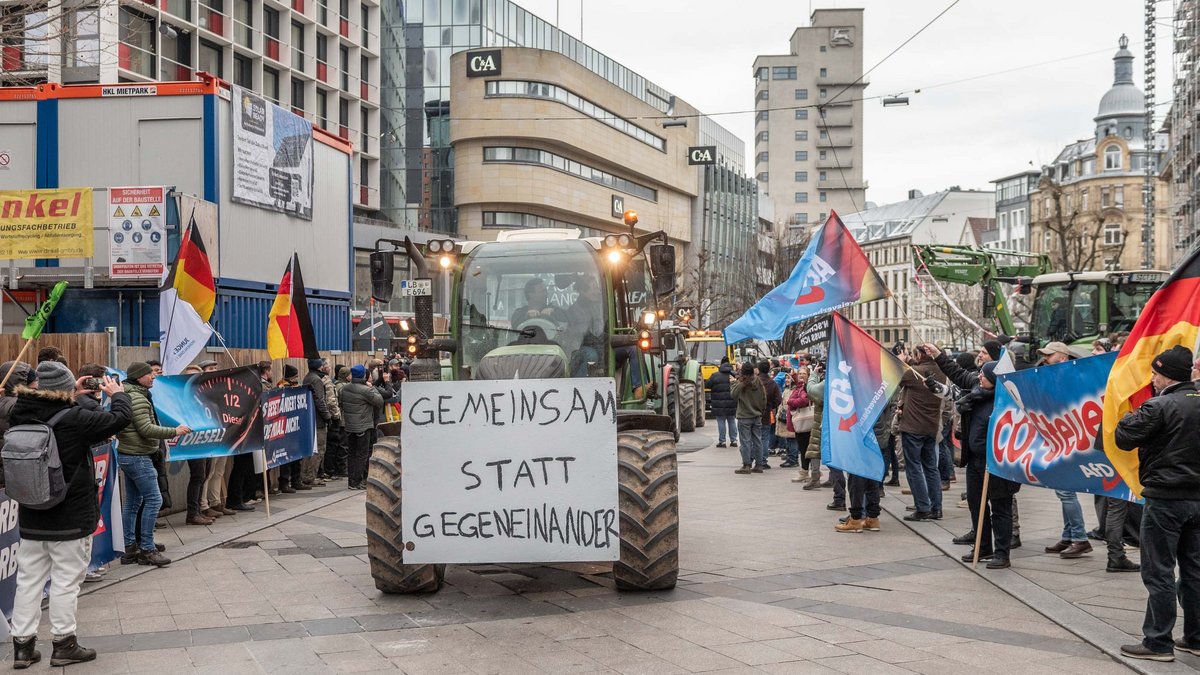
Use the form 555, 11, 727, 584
972, 472, 992, 569
261, 449, 271, 518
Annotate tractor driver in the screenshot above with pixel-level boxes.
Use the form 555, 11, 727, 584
510, 278, 564, 328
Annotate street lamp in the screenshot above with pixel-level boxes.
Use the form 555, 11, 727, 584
882, 96, 910, 107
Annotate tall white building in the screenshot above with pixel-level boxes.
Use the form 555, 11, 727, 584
752, 8, 866, 232
0, 0, 383, 215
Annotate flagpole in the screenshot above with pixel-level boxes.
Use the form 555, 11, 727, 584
971, 472, 991, 569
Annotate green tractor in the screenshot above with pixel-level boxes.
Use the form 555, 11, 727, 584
661, 327, 705, 433
364, 227, 681, 594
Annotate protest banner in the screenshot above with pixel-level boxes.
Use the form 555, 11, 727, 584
153, 366, 265, 461
0, 491, 18, 624
262, 386, 316, 470
0, 188, 94, 259
821, 312, 904, 480
89, 442, 124, 571
794, 316, 832, 352
988, 352, 1138, 501
401, 378, 619, 564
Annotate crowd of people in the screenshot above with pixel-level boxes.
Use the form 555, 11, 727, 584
707, 334, 1198, 663
0, 347, 411, 668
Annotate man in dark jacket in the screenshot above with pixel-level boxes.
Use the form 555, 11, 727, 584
1114, 345, 1200, 662
8, 363, 131, 668
835, 395, 896, 533
897, 348, 947, 521
340, 365, 384, 489
302, 358, 331, 487
756, 361, 782, 470
706, 358, 737, 447
276, 365, 306, 493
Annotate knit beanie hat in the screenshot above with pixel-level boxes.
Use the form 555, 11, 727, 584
0, 361, 35, 391
282, 364, 299, 380
1151, 345, 1193, 382
308, 358, 325, 370
36, 361, 76, 392
982, 340, 1002, 362
350, 364, 367, 379
125, 361, 153, 382
981, 361, 998, 384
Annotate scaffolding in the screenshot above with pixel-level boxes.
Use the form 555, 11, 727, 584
1169, 0, 1200, 261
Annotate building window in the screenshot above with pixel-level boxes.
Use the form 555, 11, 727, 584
755, 67, 768, 81
232, 53, 251, 87
291, 78, 304, 110
1115, 186, 1124, 207
756, 152, 769, 164
795, 192, 808, 203
263, 66, 280, 102
756, 172, 768, 182
483, 146, 659, 202
316, 34, 327, 68
339, 45, 349, 89
772, 66, 797, 80
819, 170, 827, 181
1081, 189, 1089, 211
360, 107, 369, 151
795, 109, 808, 120
795, 130, 807, 141
198, 40, 222, 77
820, 45, 827, 52
263, 7, 278, 38
793, 213, 808, 224
487, 81, 666, 151
819, 212, 827, 222
795, 151, 808, 161
118, 8, 155, 77
291, 20, 304, 69
819, 67, 827, 77
795, 88, 808, 100
1101, 188, 1111, 207
316, 89, 327, 128
819, 88, 828, 98
360, 2, 369, 45
1104, 222, 1123, 245
756, 89, 769, 101
233, 0, 252, 47
65, 8, 100, 67
755, 131, 769, 144
819, 151, 827, 160
1104, 145, 1121, 171
1123, 126, 1133, 139
756, 110, 769, 123
819, 130, 828, 139
819, 192, 827, 202
483, 212, 602, 237
794, 171, 807, 182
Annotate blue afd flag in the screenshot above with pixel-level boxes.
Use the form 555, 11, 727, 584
820, 313, 904, 480
725, 212, 887, 344
987, 352, 1138, 501
262, 386, 317, 469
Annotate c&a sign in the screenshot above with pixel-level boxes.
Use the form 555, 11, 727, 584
466, 49, 502, 77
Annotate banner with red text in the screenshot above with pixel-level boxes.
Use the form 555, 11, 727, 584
987, 352, 1138, 501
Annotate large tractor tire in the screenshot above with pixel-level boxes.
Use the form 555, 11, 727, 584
678, 381, 697, 433
693, 379, 706, 428
365, 436, 445, 594
665, 373, 681, 442
614, 430, 679, 590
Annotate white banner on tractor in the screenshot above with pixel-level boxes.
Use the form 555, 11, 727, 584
401, 378, 619, 564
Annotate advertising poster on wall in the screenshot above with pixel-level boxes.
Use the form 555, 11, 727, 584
230, 85, 314, 220
0, 188, 94, 259
108, 186, 167, 279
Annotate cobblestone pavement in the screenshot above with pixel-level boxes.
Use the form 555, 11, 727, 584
4, 424, 1196, 674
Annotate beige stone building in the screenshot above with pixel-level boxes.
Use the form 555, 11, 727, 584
1029, 37, 1173, 272
752, 9, 867, 232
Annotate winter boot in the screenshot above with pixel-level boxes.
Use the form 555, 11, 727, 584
863, 517, 881, 531
12, 636, 40, 669
119, 544, 138, 565
835, 518, 865, 533
49, 635, 95, 667
137, 549, 172, 567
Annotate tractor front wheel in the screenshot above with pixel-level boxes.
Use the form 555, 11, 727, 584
692, 379, 706, 427
614, 430, 680, 591
678, 381, 697, 433
365, 436, 445, 594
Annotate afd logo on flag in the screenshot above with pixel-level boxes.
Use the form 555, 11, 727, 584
827, 361, 859, 431
795, 255, 836, 305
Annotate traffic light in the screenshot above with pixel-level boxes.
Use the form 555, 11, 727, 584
369, 251, 394, 301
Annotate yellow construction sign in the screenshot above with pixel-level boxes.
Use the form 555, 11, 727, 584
112, 206, 125, 218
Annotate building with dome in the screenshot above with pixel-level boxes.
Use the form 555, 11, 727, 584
1028, 36, 1172, 272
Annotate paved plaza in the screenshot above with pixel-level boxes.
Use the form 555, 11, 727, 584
5, 424, 1199, 674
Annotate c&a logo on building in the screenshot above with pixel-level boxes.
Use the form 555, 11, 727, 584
466, 49, 502, 77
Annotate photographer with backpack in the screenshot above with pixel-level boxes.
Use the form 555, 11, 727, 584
4, 361, 132, 668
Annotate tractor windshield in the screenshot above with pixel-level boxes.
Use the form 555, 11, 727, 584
689, 340, 728, 364
458, 240, 609, 377
1030, 282, 1101, 343
1108, 281, 1159, 333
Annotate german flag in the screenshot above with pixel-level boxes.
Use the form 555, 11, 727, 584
1103, 250, 1200, 498
165, 218, 216, 322
267, 254, 319, 359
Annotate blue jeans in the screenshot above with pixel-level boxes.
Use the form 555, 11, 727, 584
758, 424, 772, 466
716, 416, 737, 444
1139, 498, 1200, 653
1055, 490, 1087, 541
785, 436, 799, 464
901, 433, 942, 513
737, 419, 762, 467
938, 438, 954, 483
119, 454, 162, 551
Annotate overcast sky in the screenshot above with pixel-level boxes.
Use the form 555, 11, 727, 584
511, 0, 1175, 208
